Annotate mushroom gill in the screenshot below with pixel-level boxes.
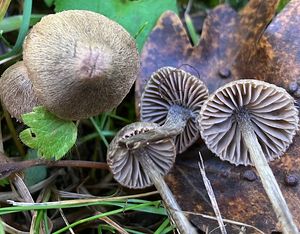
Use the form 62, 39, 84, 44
107, 122, 175, 189
141, 67, 208, 153
200, 79, 298, 166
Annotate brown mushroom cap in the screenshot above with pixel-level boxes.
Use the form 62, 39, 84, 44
141, 67, 209, 153
107, 122, 176, 189
23, 10, 139, 120
0, 61, 39, 120
199, 79, 299, 166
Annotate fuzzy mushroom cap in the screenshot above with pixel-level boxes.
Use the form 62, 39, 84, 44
23, 10, 139, 120
141, 67, 209, 154
199, 79, 299, 166
107, 122, 176, 189
0, 61, 39, 120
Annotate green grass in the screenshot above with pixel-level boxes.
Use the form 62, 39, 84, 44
0, 14, 44, 33
1, 193, 174, 233
0, 0, 32, 60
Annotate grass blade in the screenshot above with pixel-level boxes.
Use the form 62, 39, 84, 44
0, 0, 32, 60
0, 0, 11, 22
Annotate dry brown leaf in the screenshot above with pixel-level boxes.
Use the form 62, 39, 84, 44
135, 0, 300, 232
166, 137, 300, 233
136, 6, 238, 115
136, 0, 283, 113
237, 0, 300, 94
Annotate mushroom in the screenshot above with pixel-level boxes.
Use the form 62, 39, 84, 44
0, 61, 39, 120
107, 122, 197, 234
121, 67, 208, 154
198, 79, 299, 234
21, 10, 139, 120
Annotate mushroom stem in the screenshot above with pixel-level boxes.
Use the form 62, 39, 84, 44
120, 105, 191, 149
238, 118, 298, 234
136, 148, 197, 234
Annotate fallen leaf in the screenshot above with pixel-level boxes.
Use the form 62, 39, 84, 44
236, 0, 300, 99
136, 7, 239, 112
166, 137, 300, 233
136, 0, 300, 232
135, 1, 283, 113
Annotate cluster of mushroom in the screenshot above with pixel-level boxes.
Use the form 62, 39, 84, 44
107, 67, 208, 234
0, 10, 139, 121
0, 11, 199, 233
107, 67, 299, 233
0, 10, 298, 233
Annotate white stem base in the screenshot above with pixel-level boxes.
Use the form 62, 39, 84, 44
138, 150, 197, 234
239, 120, 298, 234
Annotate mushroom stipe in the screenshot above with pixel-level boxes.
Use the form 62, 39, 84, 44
199, 79, 299, 234
107, 122, 197, 234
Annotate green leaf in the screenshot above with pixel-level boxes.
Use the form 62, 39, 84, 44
54, 0, 178, 51
20, 107, 77, 160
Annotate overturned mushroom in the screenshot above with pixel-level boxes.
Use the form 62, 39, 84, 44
22, 10, 139, 120
107, 122, 197, 234
121, 67, 208, 153
199, 79, 299, 234
0, 61, 39, 120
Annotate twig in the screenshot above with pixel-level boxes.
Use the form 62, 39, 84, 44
52, 186, 75, 234
184, 211, 265, 234
0, 218, 29, 234
96, 212, 129, 234
198, 152, 227, 234
9, 174, 34, 218
59, 205, 75, 234
7, 191, 160, 207
0, 169, 64, 201
0, 159, 109, 179
0, 118, 35, 221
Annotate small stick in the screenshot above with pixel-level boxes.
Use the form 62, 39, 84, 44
198, 152, 227, 234
0, 169, 64, 201
96, 212, 129, 234
0, 120, 34, 218
0, 159, 109, 180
